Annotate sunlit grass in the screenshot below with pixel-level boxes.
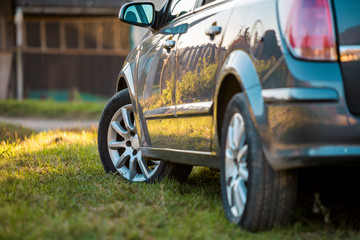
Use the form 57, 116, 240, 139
0, 129, 359, 239
0, 99, 106, 120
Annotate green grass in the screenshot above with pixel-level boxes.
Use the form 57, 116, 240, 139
0, 100, 106, 120
0, 129, 359, 239
0, 122, 34, 143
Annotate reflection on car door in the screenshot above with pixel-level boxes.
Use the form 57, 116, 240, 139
175, 2, 234, 152
137, 0, 199, 149
136, 22, 189, 149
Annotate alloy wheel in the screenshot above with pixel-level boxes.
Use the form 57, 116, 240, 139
107, 104, 160, 181
225, 112, 249, 218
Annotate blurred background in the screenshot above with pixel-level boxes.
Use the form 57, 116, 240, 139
0, 0, 165, 102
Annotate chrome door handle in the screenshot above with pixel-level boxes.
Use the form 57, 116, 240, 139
206, 25, 222, 37
163, 40, 176, 49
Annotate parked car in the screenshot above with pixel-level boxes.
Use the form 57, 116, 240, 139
98, 0, 360, 231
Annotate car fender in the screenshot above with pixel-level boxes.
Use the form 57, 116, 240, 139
116, 62, 144, 137
117, 62, 135, 96
117, 61, 153, 146
117, 43, 140, 96
117, 62, 138, 121
218, 50, 265, 123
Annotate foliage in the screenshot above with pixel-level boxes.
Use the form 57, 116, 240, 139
0, 100, 106, 120
147, 116, 212, 151
254, 56, 278, 78
176, 58, 216, 104
162, 72, 176, 107
143, 58, 216, 111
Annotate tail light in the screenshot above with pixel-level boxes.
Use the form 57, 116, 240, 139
278, 0, 337, 61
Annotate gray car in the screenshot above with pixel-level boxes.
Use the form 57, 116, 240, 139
98, 0, 360, 231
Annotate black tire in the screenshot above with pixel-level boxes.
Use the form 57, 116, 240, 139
98, 89, 193, 183
220, 93, 298, 231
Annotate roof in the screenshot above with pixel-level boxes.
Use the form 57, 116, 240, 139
15, 0, 128, 8
14, 0, 135, 15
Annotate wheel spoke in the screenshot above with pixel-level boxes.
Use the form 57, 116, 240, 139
111, 121, 128, 138
225, 148, 235, 160
150, 159, 161, 165
233, 177, 246, 214
238, 120, 246, 149
122, 108, 134, 131
227, 126, 235, 150
232, 188, 240, 212
115, 149, 131, 168
237, 144, 248, 163
232, 116, 241, 149
128, 156, 137, 181
239, 163, 249, 181
227, 168, 238, 205
230, 186, 236, 209
226, 166, 237, 187
137, 156, 150, 179
227, 177, 236, 208
108, 140, 126, 150
239, 179, 247, 205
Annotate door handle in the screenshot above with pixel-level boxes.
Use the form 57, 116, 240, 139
163, 40, 176, 49
206, 25, 222, 37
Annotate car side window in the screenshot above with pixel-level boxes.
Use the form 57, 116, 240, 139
202, 0, 216, 5
166, 0, 198, 22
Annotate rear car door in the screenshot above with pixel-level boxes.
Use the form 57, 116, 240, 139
174, 1, 234, 152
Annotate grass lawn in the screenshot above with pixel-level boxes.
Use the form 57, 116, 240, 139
0, 100, 106, 120
0, 126, 359, 239
0, 122, 35, 143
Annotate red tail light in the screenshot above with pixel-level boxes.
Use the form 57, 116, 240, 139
278, 0, 337, 61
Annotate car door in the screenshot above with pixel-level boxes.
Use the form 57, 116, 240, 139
174, 1, 234, 151
136, 0, 199, 149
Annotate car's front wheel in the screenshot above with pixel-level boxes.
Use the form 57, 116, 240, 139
220, 93, 298, 231
98, 89, 193, 183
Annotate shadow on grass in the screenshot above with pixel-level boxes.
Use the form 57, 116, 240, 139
296, 166, 360, 231
0, 122, 34, 143
182, 167, 221, 196
150, 164, 360, 233
187, 166, 360, 232
186, 166, 360, 231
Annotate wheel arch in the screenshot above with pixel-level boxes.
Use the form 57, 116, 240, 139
215, 50, 264, 143
115, 62, 147, 143
117, 76, 128, 93
116, 62, 135, 97
216, 74, 243, 143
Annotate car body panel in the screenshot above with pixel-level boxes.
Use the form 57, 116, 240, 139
116, 0, 360, 170
136, 23, 181, 148
332, 0, 360, 115
174, 1, 234, 151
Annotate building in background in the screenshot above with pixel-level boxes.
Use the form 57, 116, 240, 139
0, 0, 131, 101
130, 0, 167, 48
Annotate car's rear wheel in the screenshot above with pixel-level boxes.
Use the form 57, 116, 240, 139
98, 89, 193, 182
220, 93, 298, 231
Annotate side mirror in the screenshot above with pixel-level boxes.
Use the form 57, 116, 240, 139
119, 2, 155, 27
